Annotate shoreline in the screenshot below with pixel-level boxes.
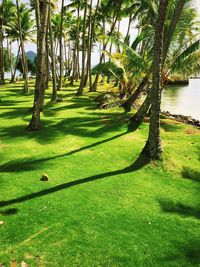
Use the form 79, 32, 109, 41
161, 111, 200, 128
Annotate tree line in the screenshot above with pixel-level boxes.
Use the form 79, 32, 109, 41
0, 0, 200, 160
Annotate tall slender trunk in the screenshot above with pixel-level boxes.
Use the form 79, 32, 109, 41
28, 0, 49, 131
0, 0, 5, 85
88, 0, 100, 88
70, 42, 76, 85
144, 0, 169, 160
76, 0, 88, 96
122, 74, 150, 112
125, 13, 132, 44
163, 0, 185, 62
9, 41, 13, 78
45, 25, 50, 89
84, 0, 93, 86
57, 0, 64, 90
49, 4, 57, 101
34, 0, 41, 54
76, 5, 80, 81
16, 0, 29, 93
10, 43, 20, 83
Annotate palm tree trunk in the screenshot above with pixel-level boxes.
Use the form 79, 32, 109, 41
76, 5, 80, 81
128, 0, 186, 121
0, 0, 5, 85
45, 25, 50, 89
88, 0, 100, 88
76, 0, 88, 96
57, 0, 64, 91
125, 13, 132, 44
144, 0, 169, 160
49, 4, 57, 101
163, 0, 185, 62
9, 41, 13, 78
28, 0, 49, 131
122, 74, 150, 112
10, 43, 20, 83
16, 0, 29, 93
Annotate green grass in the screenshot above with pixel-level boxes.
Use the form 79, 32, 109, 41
0, 80, 200, 267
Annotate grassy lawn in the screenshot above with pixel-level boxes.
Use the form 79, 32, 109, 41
0, 81, 200, 267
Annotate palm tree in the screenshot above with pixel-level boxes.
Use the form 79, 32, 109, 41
89, 0, 123, 92
28, 0, 49, 131
6, 3, 35, 84
143, 0, 169, 160
129, 0, 189, 126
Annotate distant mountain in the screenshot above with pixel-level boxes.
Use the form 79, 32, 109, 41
26, 51, 37, 62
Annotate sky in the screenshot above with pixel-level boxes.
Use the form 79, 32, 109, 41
7, 0, 200, 66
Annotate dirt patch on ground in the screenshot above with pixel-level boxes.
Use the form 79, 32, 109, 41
185, 128, 200, 135
143, 117, 150, 123
161, 119, 181, 125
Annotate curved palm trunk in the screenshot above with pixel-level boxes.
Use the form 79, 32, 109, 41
122, 74, 150, 112
127, 0, 185, 120
57, 0, 64, 91
163, 0, 185, 62
16, 0, 29, 93
0, 0, 5, 85
123, 2, 186, 113
28, 0, 49, 131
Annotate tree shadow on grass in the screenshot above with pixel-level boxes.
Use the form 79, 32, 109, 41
0, 113, 130, 144
0, 152, 149, 208
0, 208, 18, 216
0, 132, 128, 172
0, 107, 31, 119
158, 199, 200, 219
182, 167, 200, 183
160, 121, 182, 132
161, 239, 200, 265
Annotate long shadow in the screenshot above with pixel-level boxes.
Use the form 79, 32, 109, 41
0, 132, 128, 172
0, 208, 18, 216
0, 114, 129, 144
0, 152, 149, 208
161, 239, 200, 265
158, 199, 200, 219
182, 167, 200, 183
160, 121, 182, 132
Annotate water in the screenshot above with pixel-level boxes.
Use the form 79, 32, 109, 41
162, 79, 200, 120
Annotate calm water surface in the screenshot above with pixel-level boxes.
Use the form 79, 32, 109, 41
162, 79, 200, 120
